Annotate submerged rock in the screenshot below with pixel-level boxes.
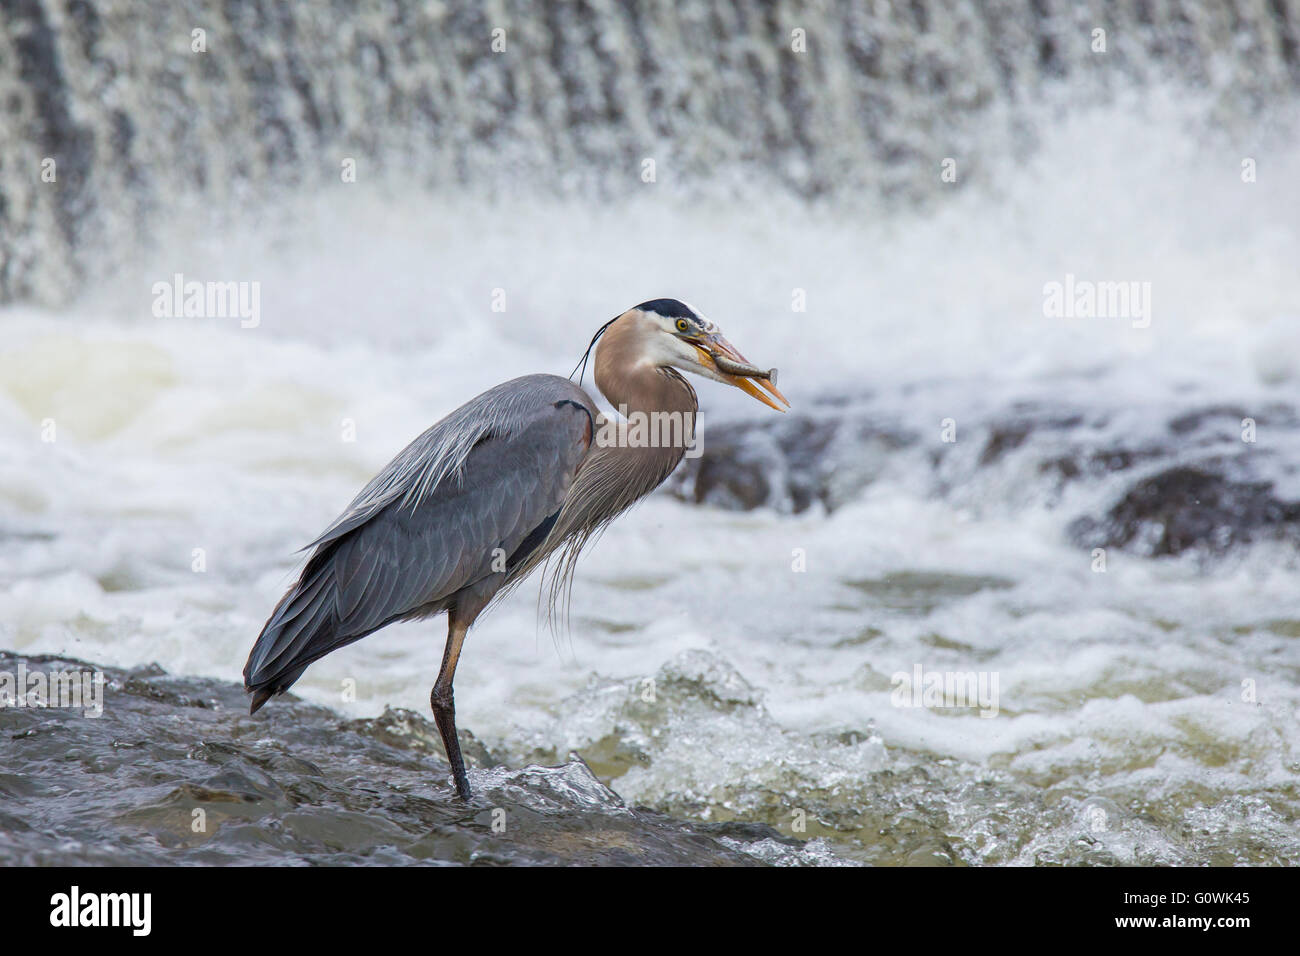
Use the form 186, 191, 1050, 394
670, 390, 1300, 558
0, 651, 812, 865
1068, 465, 1300, 557
668, 401, 918, 514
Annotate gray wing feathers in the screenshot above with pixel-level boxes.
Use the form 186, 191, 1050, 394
304, 375, 589, 551
244, 375, 594, 695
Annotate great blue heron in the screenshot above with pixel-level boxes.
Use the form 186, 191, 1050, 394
242, 299, 788, 799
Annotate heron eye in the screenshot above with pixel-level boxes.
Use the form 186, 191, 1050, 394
676, 319, 690, 333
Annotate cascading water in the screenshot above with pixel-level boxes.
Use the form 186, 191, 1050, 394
3, 0, 1298, 302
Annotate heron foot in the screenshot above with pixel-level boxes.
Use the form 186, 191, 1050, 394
431, 684, 472, 801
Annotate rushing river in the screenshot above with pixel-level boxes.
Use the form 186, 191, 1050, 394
2, 0, 1299, 865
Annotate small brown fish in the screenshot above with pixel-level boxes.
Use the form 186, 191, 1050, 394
711, 352, 779, 384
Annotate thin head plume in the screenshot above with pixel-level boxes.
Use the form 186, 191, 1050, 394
569, 314, 621, 385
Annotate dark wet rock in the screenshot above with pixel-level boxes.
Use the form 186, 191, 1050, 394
1166, 403, 1299, 437
1068, 464, 1300, 557
669, 405, 917, 514
670, 391, 1300, 559
978, 422, 1034, 465
1036, 445, 1168, 487
673, 397, 1115, 516
1168, 405, 1254, 436
0, 651, 804, 865
978, 406, 1085, 466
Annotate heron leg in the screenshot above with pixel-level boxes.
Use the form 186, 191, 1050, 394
431, 616, 472, 800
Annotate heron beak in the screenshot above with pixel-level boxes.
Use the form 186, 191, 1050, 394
693, 335, 790, 412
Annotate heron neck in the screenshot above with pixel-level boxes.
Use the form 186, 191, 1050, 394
596, 361, 698, 418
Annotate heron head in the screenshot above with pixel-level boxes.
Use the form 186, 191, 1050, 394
624, 298, 790, 411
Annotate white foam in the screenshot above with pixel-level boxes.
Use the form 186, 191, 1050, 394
2, 97, 1298, 862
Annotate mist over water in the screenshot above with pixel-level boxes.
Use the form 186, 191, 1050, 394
2, 0, 1299, 864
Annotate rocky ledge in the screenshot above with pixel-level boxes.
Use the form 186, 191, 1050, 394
0, 651, 819, 866
668, 391, 1300, 558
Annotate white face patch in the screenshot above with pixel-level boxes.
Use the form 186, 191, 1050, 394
635, 307, 731, 384
642, 320, 700, 366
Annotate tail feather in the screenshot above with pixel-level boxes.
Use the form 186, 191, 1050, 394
248, 684, 276, 714
243, 548, 402, 713
246, 659, 311, 713
252, 572, 334, 677
243, 558, 342, 711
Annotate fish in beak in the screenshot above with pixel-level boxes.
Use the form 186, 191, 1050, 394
692, 334, 790, 411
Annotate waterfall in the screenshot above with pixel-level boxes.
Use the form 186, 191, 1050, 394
2, 0, 1298, 303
